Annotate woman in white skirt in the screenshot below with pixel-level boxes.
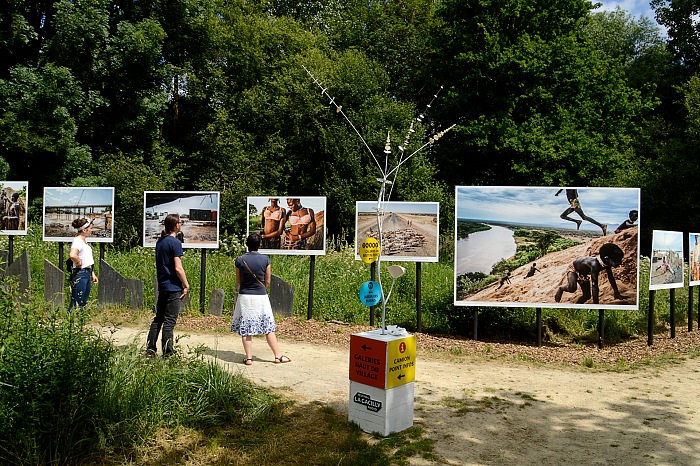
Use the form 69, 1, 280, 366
231, 233, 291, 365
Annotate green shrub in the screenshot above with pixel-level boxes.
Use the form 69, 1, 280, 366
0, 278, 113, 464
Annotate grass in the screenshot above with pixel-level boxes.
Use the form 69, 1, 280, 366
0, 279, 437, 465
4, 227, 698, 346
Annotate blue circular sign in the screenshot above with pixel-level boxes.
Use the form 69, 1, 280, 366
359, 280, 382, 306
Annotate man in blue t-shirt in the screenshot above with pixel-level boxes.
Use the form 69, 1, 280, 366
147, 214, 190, 357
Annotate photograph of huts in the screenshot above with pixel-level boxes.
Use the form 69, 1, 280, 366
143, 191, 220, 248
649, 230, 684, 290
0, 181, 28, 235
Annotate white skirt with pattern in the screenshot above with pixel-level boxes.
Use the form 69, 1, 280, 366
230, 294, 277, 336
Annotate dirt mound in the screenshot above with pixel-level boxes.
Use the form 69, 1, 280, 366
464, 226, 639, 306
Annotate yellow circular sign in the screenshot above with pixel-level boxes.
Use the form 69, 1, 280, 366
360, 237, 380, 264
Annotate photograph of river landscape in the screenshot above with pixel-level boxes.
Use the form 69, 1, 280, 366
454, 186, 641, 310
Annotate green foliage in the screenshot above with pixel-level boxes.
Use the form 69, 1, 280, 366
457, 220, 491, 240
0, 278, 281, 464
652, 0, 700, 71
430, 0, 653, 187
0, 283, 114, 464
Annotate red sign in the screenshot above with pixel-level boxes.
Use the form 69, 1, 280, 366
349, 334, 387, 389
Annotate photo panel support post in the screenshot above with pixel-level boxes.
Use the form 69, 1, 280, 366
473, 308, 478, 341
201, 249, 207, 314
688, 286, 693, 332
58, 243, 64, 274
8, 236, 13, 265
670, 288, 676, 338
370, 262, 376, 327
416, 263, 422, 333
598, 310, 605, 349
536, 308, 542, 347
308, 256, 316, 320
648, 290, 655, 346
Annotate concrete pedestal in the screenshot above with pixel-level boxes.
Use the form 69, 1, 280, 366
348, 329, 416, 436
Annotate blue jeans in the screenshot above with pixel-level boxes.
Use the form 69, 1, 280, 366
68, 268, 93, 312
147, 290, 182, 356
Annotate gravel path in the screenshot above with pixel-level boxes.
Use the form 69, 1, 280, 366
106, 319, 700, 466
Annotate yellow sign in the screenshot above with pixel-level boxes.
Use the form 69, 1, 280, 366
360, 237, 380, 264
386, 335, 416, 388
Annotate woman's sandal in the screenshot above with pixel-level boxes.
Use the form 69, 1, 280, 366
243, 358, 253, 366
274, 355, 291, 364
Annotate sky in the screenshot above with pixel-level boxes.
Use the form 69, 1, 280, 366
596, 0, 666, 34
456, 186, 640, 231
44, 187, 114, 207
651, 230, 684, 253
356, 201, 439, 215
146, 192, 219, 213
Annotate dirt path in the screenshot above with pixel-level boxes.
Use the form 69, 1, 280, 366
107, 327, 700, 466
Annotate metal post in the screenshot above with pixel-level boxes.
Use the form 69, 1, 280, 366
688, 285, 694, 332
670, 288, 676, 338
416, 262, 422, 333
598, 310, 605, 349
648, 290, 655, 346
58, 242, 64, 272
370, 261, 376, 327
200, 249, 207, 314
307, 255, 316, 320
536, 308, 542, 347
472, 308, 478, 341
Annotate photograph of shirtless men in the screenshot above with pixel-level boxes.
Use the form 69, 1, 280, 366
247, 196, 326, 255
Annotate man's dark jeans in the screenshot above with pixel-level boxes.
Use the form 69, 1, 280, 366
147, 290, 181, 356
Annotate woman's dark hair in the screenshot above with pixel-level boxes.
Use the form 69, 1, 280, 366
246, 233, 261, 251
71, 218, 91, 232
161, 214, 180, 238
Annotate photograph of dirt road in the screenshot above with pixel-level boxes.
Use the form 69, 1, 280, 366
454, 186, 640, 310
355, 201, 439, 262
649, 230, 684, 290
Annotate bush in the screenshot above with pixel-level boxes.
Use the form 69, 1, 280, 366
0, 278, 113, 464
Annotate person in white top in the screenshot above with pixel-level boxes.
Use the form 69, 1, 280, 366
68, 218, 99, 312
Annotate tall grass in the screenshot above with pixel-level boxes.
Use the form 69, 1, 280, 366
0, 277, 279, 464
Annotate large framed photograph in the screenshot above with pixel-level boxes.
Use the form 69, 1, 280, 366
0, 181, 28, 235
247, 196, 326, 255
690, 233, 700, 286
354, 201, 439, 262
649, 230, 684, 290
43, 187, 114, 242
454, 186, 640, 310
143, 191, 220, 248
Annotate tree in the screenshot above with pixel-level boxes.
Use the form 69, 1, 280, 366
428, 0, 653, 187
651, 0, 700, 72
0, 64, 95, 187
